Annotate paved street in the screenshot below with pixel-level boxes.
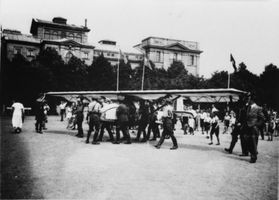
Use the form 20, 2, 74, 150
1, 116, 278, 200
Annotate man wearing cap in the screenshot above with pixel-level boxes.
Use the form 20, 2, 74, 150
86, 97, 102, 144
155, 99, 178, 150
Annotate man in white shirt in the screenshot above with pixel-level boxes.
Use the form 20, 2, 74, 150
11, 100, 24, 133
155, 99, 178, 150
86, 97, 102, 144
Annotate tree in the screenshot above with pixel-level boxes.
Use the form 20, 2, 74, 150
87, 54, 115, 90
259, 64, 279, 110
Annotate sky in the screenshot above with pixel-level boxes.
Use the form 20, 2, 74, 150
1, 0, 279, 77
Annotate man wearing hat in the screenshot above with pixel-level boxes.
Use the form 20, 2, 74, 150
155, 99, 178, 150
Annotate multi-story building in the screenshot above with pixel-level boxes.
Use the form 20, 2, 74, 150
2, 17, 94, 65
134, 37, 203, 76
1, 18, 203, 76
94, 40, 143, 68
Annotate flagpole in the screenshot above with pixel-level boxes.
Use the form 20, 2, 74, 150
141, 63, 145, 91
227, 71, 230, 88
116, 50, 120, 91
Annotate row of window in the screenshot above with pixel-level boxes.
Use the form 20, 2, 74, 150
44, 30, 83, 43
95, 51, 143, 60
13, 47, 36, 57
153, 51, 197, 65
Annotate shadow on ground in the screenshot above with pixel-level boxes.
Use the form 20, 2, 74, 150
0, 117, 43, 199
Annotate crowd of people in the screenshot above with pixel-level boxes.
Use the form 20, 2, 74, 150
10, 93, 279, 163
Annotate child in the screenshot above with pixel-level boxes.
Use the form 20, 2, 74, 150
223, 112, 230, 134
204, 112, 211, 139
188, 116, 195, 135
209, 112, 220, 145
267, 115, 276, 141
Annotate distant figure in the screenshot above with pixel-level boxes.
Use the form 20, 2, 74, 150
35, 98, 45, 134
42, 102, 50, 130
267, 114, 276, 141
75, 97, 85, 138
115, 97, 131, 144
209, 112, 220, 145
59, 101, 67, 121
11, 100, 24, 133
155, 99, 178, 150
223, 112, 231, 134
136, 100, 149, 142
86, 97, 102, 144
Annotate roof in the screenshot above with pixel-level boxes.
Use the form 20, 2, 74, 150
42, 38, 94, 49
46, 88, 247, 103
94, 42, 143, 55
2, 32, 41, 44
30, 18, 90, 35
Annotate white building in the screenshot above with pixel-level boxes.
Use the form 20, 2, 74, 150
134, 37, 203, 76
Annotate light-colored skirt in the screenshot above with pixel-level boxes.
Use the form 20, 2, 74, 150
12, 114, 23, 128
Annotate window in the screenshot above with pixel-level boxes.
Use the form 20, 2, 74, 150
188, 55, 195, 66
44, 30, 50, 40
83, 52, 89, 59
52, 31, 59, 40
111, 53, 114, 57
68, 33, 74, 40
14, 47, 21, 54
174, 53, 178, 61
155, 51, 161, 62
27, 49, 35, 57
76, 34, 82, 43
65, 51, 73, 63
190, 55, 195, 65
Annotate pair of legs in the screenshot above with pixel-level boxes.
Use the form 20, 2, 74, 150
245, 126, 259, 163
116, 122, 131, 144
75, 113, 84, 137
98, 121, 114, 142
155, 118, 178, 150
86, 114, 100, 144
35, 119, 43, 133
209, 124, 220, 145
136, 122, 148, 142
146, 123, 160, 140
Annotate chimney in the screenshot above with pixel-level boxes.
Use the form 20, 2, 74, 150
85, 19, 87, 28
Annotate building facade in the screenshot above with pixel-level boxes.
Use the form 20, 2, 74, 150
1, 18, 202, 76
2, 17, 94, 65
134, 37, 202, 76
94, 40, 143, 68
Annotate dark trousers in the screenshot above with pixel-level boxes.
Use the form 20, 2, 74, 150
116, 122, 131, 143
210, 124, 220, 143
146, 123, 160, 140
60, 109, 65, 121
228, 125, 240, 151
136, 122, 148, 141
245, 126, 259, 160
76, 114, 84, 136
86, 114, 100, 143
98, 122, 114, 142
157, 118, 178, 147
35, 119, 43, 132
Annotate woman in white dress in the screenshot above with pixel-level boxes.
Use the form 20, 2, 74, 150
11, 100, 24, 133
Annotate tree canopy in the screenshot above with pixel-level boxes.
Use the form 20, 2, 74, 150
1, 47, 279, 111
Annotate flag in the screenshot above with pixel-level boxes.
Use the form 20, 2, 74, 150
119, 50, 128, 64
230, 54, 237, 72
143, 54, 152, 70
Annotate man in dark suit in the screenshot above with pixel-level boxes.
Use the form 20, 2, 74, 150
115, 96, 131, 144
245, 94, 265, 163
